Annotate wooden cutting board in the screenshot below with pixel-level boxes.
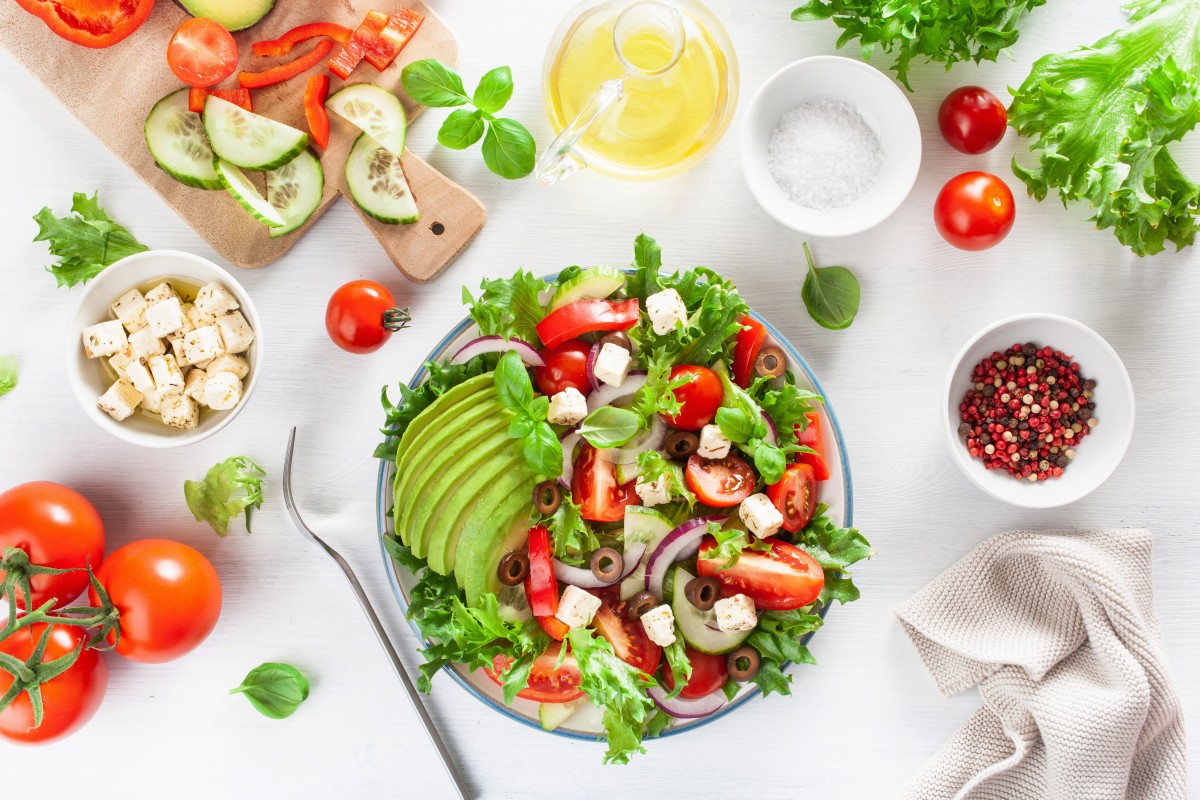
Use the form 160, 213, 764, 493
0, 1, 486, 283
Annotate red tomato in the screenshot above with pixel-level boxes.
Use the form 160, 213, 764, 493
592, 600, 661, 675
572, 443, 637, 523
523, 526, 558, 618
732, 316, 767, 389
767, 463, 818, 533
661, 646, 727, 700
167, 18, 238, 88
325, 280, 408, 354
697, 537, 824, 611
534, 339, 591, 396
684, 453, 755, 508
487, 643, 583, 703
91, 539, 221, 664
535, 299, 639, 350
934, 171, 1016, 251
0, 482, 105, 610
938, 86, 1007, 155
795, 412, 830, 481
15, 0, 154, 48
661, 365, 723, 431
0, 624, 107, 745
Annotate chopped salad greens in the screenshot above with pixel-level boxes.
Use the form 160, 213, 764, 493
184, 455, 266, 538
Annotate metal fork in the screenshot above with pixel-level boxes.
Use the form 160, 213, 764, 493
283, 427, 471, 800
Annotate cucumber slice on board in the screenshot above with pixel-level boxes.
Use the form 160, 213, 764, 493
203, 95, 308, 171
672, 568, 752, 654
550, 266, 627, 311
326, 84, 407, 158
144, 89, 222, 190
344, 133, 419, 224
215, 159, 285, 227
266, 149, 324, 238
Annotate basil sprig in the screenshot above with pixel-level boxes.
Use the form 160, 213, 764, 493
495, 351, 561, 478
230, 663, 310, 720
801, 242, 860, 330
714, 368, 797, 484
577, 406, 641, 448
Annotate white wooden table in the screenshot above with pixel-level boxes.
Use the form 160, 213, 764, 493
2, 2, 1197, 797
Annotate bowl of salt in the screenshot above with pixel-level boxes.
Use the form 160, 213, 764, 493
740, 55, 921, 237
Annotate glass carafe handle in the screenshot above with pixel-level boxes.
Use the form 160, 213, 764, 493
534, 79, 624, 186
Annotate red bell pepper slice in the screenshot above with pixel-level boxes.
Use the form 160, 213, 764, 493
190, 87, 254, 113
327, 11, 389, 81
303, 74, 331, 150
251, 22, 352, 58
732, 314, 767, 388
188, 86, 207, 114
523, 525, 559, 619
238, 38, 334, 90
795, 411, 830, 481
535, 299, 640, 350
363, 8, 425, 71
15, 0, 153, 48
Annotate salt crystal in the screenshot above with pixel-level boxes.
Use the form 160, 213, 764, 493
766, 99, 883, 210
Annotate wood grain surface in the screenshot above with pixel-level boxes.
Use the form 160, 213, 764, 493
0, 1, 1198, 798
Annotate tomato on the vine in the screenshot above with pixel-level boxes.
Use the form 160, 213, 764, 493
0, 624, 107, 745
325, 280, 410, 354
660, 365, 723, 431
938, 86, 1007, 155
934, 171, 1015, 251
534, 339, 591, 396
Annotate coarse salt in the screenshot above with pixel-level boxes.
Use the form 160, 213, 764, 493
767, 99, 883, 210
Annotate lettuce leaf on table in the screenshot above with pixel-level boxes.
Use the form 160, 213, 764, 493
33, 191, 148, 288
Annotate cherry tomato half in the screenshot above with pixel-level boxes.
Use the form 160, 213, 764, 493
488, 643, 584, 703
167, 18, 239, 88
661, 365, 723, 431
697, 537, 824, 611
795, 412, 830, 482
661, 645, 727, 700
534, 339, 591, 396
0, 624, 107, 745
934, 171, 1015, 251
767, 463, 818, 533
325, 280, 409, 354
685, 453, 756, 508
572, 443, 637, 523
938, 86, 1007, 155
592, 599, 661, 675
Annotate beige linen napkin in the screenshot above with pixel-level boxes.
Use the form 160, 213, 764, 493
896, 529, 1186, 800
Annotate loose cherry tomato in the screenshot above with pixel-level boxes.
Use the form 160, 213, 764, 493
767, 463, 818, 533
685, 453, 756, 508
934, 171, 1016, 251
661, 365, 723, 431
572, 443, 637, 523
535, 299, 639, 350
0, 624, 107, 745
167, 18, 239, 88
91, 539, 222, 664
697, 537, 824, 611
325, 280, 410, 354
534, 339, 591, 396
661, 645, 727, 699
487, 643, 583, 703
523, 526, 558, 618
592, 599, 661, 675
795, 412, 830, 481
15, 0, 154, 48
0, 482, 105, 610
938, 86, 1007, 155
732, 316, 767, 389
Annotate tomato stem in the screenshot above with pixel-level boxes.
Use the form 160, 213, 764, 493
382, 307, 412, 332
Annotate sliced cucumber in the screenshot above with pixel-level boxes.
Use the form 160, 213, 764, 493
265, 149, 324, 238
326, 84, 407, 158
203, 95, 308, 171
345, 133, 419, 224
539, 698, 586, 731
145, 89, 221, 190
672, 568, 752, 654
550, 266, 627, 311
496, 583, 533, 624
215, 159, 285, 228
615, 461, 642, 485
620, 506, 676, 600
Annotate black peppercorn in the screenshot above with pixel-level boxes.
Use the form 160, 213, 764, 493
983, 385, 996, 397
958, 422, 972, 437
1022, 343, 1037, 356
1083, 379, 1096, 390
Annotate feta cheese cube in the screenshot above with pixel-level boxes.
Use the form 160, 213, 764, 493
204, 371, 242, 410
739, 493, 784, 539
215, 311, 255, 354
183, 325, 225, 364
205, 353, 250, 380
193, 358, 213, 371
646, 288, 687, 335
183, 368, 209, 407
125, 358, 157, 395
195, 282, 239, 319
142, 388, 164, 414
714, 593, 757, 633
97, 378, 142, 421
145, 296, 187, 339
547, 388, 587, 426
128, 327, 166, 361
177, 304, 196, 334
108, 347, 135, 378
593, 342, 631, 387
167, 336, 192, 368
698, 424, 732, 460
144, 282, 179, 306
186, 303, 216, 330
555, 584, 602, 630
160, 393, 199, 430
640, 604, 676, 647
110, 288, 148, 332
635, 475, 671, 507
81, 320, 128, 359
148, 354, 185, 396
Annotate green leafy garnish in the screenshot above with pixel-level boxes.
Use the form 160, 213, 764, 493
797, 506, 875, 606
230, 663, 310, 720
636, 450, 694, 506
800, 242, 860, 330
401, 59, 537, 179
752, 376, 823, 449
184, 456, 265, 538
33, 191, 148, 288
747, 609, 823, 698
645, 707, 673, 737
703, 522, 771, 570
628, 348, 690, 427
461, 269, 546, 345
1008, 0, 1200, 256
625, 232, 663, 301
376, 355, 495, 460
577, 406, 641, 448
545, 497, 599, 567
0, 357, 16, 397
494, 351, 561, 478
661, 636, 692, 699
566, 628, 658, 764
714, 367, 797, 484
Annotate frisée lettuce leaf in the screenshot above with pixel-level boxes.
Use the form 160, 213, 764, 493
566, 627, 658, 764
462, 269, 547, 343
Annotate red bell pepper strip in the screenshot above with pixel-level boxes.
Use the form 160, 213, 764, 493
524, 526, 560, 622
363, 8, 425, 71
251, 22, 352, 58
732, 314, 767, 388
188, 87, 254, 113
795, 411, 830, 481
188, 86, 207, 113
327, 11, 389, 80
238, 38, 334, 90
303, 74, 331, 150
535, 299, 641, 350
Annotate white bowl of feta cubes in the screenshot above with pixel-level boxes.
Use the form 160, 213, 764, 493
66, 250, 263, 448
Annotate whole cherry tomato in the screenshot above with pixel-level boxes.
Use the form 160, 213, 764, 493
534, 338, 591, 396
0, 624, 107, 745
938, 86, 1007, 155
661, 365, 723, 431
325, 280, 410, 354
934, 172, 1015, 251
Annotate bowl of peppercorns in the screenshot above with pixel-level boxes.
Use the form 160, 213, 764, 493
944, 314, 1135, 508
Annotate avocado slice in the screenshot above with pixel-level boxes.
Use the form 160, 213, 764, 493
393, 374, 494, 473
426, 455, 534, 576
456, 476, 539, 606
175, 0, 276, 31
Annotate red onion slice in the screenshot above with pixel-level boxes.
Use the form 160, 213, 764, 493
644, 515, 726, 599
761, 410, 777, 446
586, 371, 647, 413
450, 336, 545, 367
552, 551, 639, 589
560, 432, 582, 487
586, 341, 602, 393
648, 684, 727, 719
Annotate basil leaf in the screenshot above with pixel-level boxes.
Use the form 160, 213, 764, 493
401, 59, 471, 107
472, 66, 514, 115
438, 109, 485, 150
578, 406, 641, 448
494, 350, 534, 412
752, 440, 787, 485
524, 422, 563, 478
0, 357, 16, 397
481, 118, 536, 179
508, 413, 535, 439
801, 243, 860, 330
715, 407, 755, 443
527, 395, 549, 422
230, 663, 310, 720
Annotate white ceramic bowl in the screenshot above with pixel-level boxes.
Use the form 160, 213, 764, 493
66, 250, 263, 448
740, 56, 921, 237
943, 314, 1134, 509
